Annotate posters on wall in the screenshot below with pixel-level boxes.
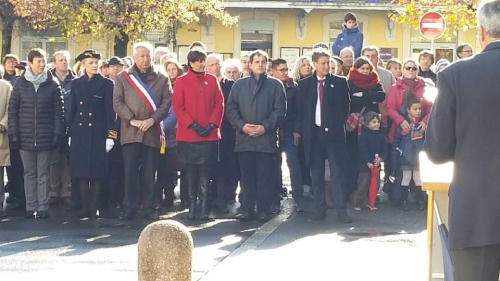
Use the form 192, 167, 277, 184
280, 47, 300, 70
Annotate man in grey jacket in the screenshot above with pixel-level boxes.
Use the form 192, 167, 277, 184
226, 50, 286, 222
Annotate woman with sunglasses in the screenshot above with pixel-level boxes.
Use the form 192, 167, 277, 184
386, 58, 432, 145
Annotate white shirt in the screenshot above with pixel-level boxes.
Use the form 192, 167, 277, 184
315, 76, 325, 127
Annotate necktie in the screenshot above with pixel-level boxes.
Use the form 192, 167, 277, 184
318, 79, 325, 105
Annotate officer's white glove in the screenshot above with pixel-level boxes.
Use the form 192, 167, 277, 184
68, 137, 71, 147
106, 139, 114, 153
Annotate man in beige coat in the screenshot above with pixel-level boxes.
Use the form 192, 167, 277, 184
0, 79, 11, 217
114, 42, 171, 221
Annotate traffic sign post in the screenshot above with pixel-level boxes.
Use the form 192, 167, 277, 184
419, 12, 446, 62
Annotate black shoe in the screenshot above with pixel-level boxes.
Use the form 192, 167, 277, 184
337, 210, 352, 223
36, 210, 49, 219
49, 197, 59, 205
258, 212, 269, 222
239, 212, 254, 222
6, 196, 16, 204
401, 200, 409, 211
62, 197, 72, 206
144, 211, 159, 221
162, 199, 174, 209
295, 200, 307, 212
418, 201, 427, 211
119, 211, 134, 221
269, 202, 280, 214
310, 211, 326, 221
25, 211, 35, 219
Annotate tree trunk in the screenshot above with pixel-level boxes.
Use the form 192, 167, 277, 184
1, 19, 14, 57
113, 31, 129, 57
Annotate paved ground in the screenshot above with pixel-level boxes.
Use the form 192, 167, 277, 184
200, 197, 427, 281
0, 192, 427, 281
0, 202, 263, 281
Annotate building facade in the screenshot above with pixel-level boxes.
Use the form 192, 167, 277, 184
1, 0, 478, 65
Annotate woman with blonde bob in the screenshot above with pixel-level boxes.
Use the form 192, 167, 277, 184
291, 56, 313, 81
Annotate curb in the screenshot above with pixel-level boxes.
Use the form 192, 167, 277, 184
198, 198, 295, 280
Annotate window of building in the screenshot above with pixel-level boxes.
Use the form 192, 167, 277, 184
240, 19, 274, 57
21, 38, 67, 61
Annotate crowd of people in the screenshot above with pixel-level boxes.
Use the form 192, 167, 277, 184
0, 12, 475, 223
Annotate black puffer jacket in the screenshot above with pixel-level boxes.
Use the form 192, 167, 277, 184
8, 71, 64, 151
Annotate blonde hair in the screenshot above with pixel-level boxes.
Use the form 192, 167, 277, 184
291, 55, 313, 81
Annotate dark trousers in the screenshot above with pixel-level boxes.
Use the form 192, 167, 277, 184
154, 149, 172, 205
122, 143, 158, 214
6, 149, 25, 203
238, 151, 274, 215
345, 131, 359, 197
108, 145, 125, 206
310, 127, 346, 212
452, 245, 500, 281
298, 141, 311, 187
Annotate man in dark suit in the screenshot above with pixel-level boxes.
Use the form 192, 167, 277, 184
298, 48, 352, 222
425, 0, 500, 279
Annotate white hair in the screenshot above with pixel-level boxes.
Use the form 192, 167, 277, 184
160, 53, 178, 66
222, 58, 242, 73
477, 0, 500, 38
207, 53, 221, 62
133, 42, 154, 56
154, 46, 170, 55
340, 47, 355, 58
52, 50, 70, 62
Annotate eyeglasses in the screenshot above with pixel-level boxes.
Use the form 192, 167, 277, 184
461, 50, 473, 54
404, 66, 418, 71
276, 68, 288, 72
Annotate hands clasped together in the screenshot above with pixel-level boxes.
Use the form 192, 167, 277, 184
189, 121, 216, 137
242, 123, 265, 137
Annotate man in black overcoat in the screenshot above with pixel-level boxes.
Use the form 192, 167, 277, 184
298, 48, 352, 223
425, 0, 500, 279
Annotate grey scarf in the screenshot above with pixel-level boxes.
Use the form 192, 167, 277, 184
25, 67, 48, 91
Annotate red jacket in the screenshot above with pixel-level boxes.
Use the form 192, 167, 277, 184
173, 70, 224, 142
385, 77, 432, 144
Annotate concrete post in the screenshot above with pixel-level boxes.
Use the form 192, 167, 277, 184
138, 220, 193, 281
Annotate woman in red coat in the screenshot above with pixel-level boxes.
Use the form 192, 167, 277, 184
173, 48, 224, 220
386, 58, 432, 145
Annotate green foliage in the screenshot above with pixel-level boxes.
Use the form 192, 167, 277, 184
389, 0, 480, 37
9, 0, 238, 41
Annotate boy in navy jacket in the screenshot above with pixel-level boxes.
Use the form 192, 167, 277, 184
332, 12, 364, 58
353, 112, 388, 210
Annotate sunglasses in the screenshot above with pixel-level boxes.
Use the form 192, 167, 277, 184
404, 66, 418, 71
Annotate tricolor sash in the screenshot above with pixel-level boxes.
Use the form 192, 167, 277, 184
122, 71, 166, 153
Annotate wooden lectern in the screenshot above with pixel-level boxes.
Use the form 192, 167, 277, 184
420, 152, 453, 281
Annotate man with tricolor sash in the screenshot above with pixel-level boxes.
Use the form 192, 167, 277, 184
113, 42, 171, 221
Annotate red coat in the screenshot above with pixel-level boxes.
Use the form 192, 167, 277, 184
385, 77, 432, 144
173, 70, 224, 142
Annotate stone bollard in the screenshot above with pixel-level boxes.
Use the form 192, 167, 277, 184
138, 220, 193, 281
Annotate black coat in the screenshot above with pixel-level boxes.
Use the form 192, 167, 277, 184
281, 78, 301, 136
358, 127, 388, 172
425, 41, 500, 249
220, 77, 236, 146
347, 81, 385, 114
68, 74, 116, 179
8, 71, 64, 151
50, 69, 76, 128
298, 73, 350, 167
226, 73, 286, 153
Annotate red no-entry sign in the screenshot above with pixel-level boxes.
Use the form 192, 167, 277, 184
419, 12, 446, 40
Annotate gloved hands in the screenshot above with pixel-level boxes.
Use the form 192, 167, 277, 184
189, 121, 206, 136
106, 139, 114, 153
52, 135, 60, 149
10, 136, 20, 150
199, 123, 216, 137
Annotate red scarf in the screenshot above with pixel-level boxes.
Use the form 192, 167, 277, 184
348, 69, 380, 89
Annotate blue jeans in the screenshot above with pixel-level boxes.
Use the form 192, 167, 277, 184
280, 135, 304, 199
